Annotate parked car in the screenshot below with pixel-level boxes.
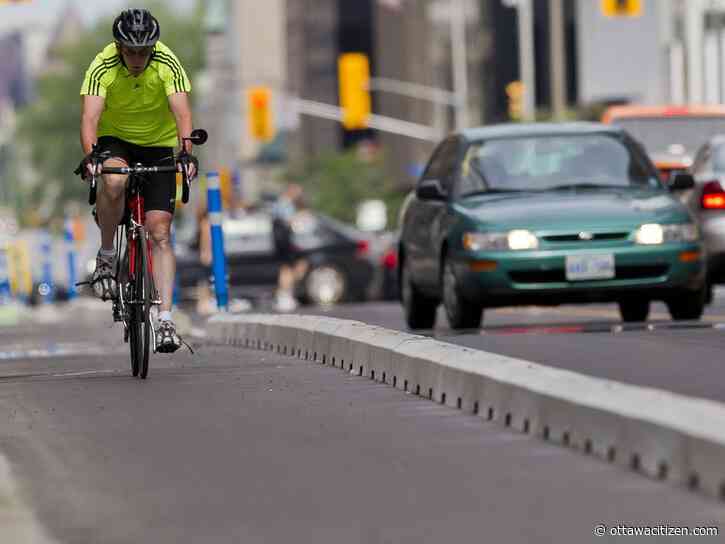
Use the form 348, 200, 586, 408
176, 209, 375, 306
601, 104, 725, 182
399, 122, 706, 330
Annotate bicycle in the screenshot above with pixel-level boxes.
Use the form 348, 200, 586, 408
76, 129, 208, 379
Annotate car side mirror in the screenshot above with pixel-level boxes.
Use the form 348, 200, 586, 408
669, 172, 695, 191
417, 179, 447, 200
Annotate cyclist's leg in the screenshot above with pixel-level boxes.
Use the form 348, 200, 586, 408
145, 209, 174, 313
95, 137, 131, 251
139, 145, 177, 315
91, 137, 131, 298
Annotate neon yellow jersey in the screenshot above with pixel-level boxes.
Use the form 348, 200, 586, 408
80, 41, 191, 147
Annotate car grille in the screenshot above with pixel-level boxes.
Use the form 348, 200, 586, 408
509, 264, 669, 284
541, 232, 629, 242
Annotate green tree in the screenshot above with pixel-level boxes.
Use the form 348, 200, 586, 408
285, 149, 407, 229
14, 1, 204, 226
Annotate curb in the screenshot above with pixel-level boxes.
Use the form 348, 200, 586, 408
207, 313, 725, 501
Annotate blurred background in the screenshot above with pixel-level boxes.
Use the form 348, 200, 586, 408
0, 0, 721, 310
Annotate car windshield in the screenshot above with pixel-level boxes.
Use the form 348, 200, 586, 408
458, 133, 660, 195
613, 116, 725, 157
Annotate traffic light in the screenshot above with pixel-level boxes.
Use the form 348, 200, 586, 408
601, 0, 641, 17
338, 53, 371, 131
247, 86, 275, 142
506, 81, 524, 121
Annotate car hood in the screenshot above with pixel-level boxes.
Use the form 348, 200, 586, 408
453, 189, 690, 230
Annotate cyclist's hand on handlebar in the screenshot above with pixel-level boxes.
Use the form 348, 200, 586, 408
177, 152, 199, 181
74, 150, 105, 180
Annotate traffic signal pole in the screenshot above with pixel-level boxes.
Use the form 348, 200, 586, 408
516, 0, 536, 121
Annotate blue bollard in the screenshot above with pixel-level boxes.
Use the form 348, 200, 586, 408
0, 246, 10, 303
41, 233, 54, 304
65, 218, 77, 301
171, 226, 180, 307
206, 171, 228, 311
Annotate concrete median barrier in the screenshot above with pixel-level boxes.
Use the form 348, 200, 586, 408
207, 313, 725, 501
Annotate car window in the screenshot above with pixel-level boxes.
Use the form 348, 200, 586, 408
459, 133, 661, 194
692, 145, 712, 175
223, 213, 274, 253
421, 138, 458, 190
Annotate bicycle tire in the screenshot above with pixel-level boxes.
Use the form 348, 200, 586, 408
136, 229, 152, 379
123, 240, 140, 377
129, 305, 140, 377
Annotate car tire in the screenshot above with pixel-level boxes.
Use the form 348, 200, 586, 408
401, 259, 438, 329
442, 259, 483, 330
705, 280, 714, 305
666, 285, 706, 321
618, 298, 650, 322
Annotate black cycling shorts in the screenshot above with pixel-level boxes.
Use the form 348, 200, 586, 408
96, 135, 177, 214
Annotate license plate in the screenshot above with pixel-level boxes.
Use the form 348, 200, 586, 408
565, 254, 615, 281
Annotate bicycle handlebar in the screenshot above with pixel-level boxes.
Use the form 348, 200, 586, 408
87, 162, 193, 206
81, 128, 207, 206
100, 165, 179, 175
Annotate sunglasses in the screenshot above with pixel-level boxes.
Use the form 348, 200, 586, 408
120, 46, 154, 58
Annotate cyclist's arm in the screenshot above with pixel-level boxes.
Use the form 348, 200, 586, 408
168, 92, 193, 154
80, 95, 105, 155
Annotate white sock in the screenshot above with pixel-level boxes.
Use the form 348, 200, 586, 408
99, 247, 115, 258
158, 311, 173, 322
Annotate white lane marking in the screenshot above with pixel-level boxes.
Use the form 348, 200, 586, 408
51, 370, 120, 378
0, 343, 125, 362
0, 453, 57, 543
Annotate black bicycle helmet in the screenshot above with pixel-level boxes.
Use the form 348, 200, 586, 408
112, 8, 160, 48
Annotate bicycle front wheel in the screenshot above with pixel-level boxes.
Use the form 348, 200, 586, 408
122, 242, 140, 377
132, 229, 153, 379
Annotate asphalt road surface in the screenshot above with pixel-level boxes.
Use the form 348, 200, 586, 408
308, 291, 725, 403
0, 302, 723, 542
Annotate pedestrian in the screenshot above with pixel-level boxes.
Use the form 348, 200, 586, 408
271, 184, 303, 311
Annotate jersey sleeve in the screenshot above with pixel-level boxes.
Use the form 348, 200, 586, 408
80, 53, 120, 97
152, 47, 192, 96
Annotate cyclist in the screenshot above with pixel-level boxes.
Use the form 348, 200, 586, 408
77, 8, 197, 353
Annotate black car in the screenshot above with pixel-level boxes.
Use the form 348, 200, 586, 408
175, 209, 375, 305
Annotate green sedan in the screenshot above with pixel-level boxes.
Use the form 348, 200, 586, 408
399, 123, 706, 330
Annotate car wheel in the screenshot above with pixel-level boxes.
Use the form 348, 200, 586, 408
666, 285, 706, 321
305, 265, 346, 305
705, 280, 714, 305
618, 298, 650, 322
401, 259, 438, 329
442, 259, 483, 330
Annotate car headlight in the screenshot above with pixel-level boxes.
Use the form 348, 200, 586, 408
463, 229, 539, 251
634, 223, 699, 245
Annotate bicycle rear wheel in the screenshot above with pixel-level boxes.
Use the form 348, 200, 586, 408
131, 229, 152, 379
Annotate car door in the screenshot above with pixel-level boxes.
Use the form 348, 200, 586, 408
224, 213, 280, 286
407, 137, 460, 292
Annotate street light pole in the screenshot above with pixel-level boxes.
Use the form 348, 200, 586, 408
516, 0, 536, 121
450, 0, 468, 130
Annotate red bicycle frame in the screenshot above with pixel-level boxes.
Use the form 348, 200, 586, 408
127, 193, 153, 278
